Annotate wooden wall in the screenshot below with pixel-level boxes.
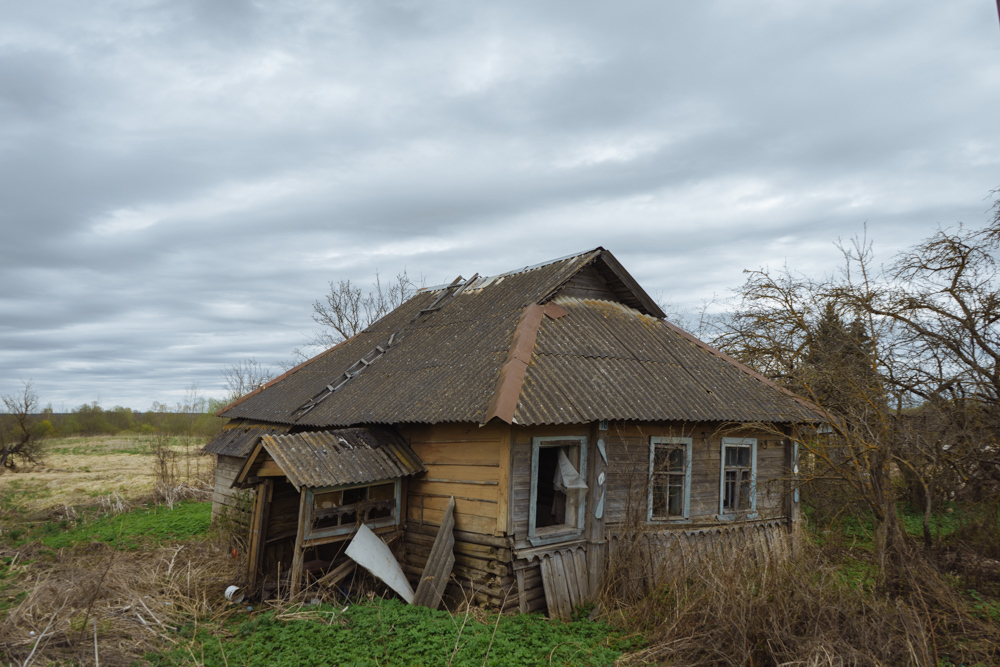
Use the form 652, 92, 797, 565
399, 422, 517, 609
554, 263, 618, 302
601, 422, 792, 526
211, 455, 251, 523
400, 422, 510, 536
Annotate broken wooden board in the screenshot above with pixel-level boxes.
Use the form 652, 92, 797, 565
413, 496, 456, 609
346, 523, 415, 603
315, 559, 356, 589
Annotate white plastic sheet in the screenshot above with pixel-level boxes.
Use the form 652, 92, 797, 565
345, 524, 415, 603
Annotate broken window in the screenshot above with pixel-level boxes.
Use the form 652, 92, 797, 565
719, 438, 756, 515
649, 437, 691, 521
307, 480, 400, 540
530, 436, 588, 541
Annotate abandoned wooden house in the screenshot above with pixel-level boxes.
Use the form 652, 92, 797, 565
204, 248, 821, 616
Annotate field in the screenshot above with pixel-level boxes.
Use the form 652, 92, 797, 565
3, 436, 1000, 666
0, 437, 629, 666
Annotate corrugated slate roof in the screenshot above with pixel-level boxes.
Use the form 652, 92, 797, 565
222, 249, 601, 426
514, 298, 820, 425
259, 427, 426, 490
203, 421, 292, 457
219, 248, 821, 430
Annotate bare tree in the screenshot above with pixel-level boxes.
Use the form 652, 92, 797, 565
309, 270, 417, 349
0, 380, 44, 470
716, 246, 910, 565
221, 357, 275, 403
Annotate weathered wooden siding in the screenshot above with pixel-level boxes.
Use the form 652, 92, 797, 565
401, 422, 510, 536
211, 454, 250, 523
400, 422, 517, 610
553, 263, 618, 302
601, 423, 792, 525
608, 519, 789, 592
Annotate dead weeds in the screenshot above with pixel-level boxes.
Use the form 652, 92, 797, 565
1, 534, 242, 666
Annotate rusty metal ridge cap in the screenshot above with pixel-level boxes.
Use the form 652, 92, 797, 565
483, 302, 569, 425
657, 319, 829, 422
216, 335, 360, 417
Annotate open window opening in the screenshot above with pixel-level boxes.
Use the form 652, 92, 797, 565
307, 480, 400, 541
718, 437, 757, 518
530, 437, 587, 541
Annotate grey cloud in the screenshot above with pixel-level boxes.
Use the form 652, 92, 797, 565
1, 0, 998, 408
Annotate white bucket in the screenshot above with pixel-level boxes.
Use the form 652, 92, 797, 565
224, 585, 245, 603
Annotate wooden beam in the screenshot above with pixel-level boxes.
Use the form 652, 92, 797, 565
257, 460, 285, 476
289, 487, 308, 598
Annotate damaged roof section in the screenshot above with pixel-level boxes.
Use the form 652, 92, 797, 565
203, 421, 292, 458
243, 426, 426, 491
221, 249, 607, 426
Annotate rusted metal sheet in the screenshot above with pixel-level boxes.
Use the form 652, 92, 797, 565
259, 427, 426, 490
413, 496, 455, 609
203, 421, 292, 457
515, 297, 821, 425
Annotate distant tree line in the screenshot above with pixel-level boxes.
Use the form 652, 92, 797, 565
1, 381, 227, 469
33, 400, 227, 440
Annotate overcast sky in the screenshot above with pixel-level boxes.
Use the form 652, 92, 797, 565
2, 0, 999, 412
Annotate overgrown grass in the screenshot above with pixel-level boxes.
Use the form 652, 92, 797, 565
4, 501, 211, 551
148, 598, 632, 667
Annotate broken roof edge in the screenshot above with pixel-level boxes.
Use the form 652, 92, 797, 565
657, 319, 830, 423
418, 248, 602, 293
216, 334, 362, 418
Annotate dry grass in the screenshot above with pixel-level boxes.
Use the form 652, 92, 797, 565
0, 436, 211, 514
1, 535, 242, 666
599, 533, 1000, 667
0, 435, 223, 666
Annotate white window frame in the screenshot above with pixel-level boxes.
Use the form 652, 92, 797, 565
718, 437, 758, 520
528, 436, 587, 545
648, 437, 692, 523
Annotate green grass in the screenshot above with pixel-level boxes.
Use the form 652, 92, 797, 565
5, 501, 212, 551
0, 478, 56, 514
149, 599, 633, 667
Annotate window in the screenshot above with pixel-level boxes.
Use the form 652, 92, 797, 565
529, 436, 587, 543
648, 437, 692, 521
305, 479, 400, 540
718, 438, 757, 517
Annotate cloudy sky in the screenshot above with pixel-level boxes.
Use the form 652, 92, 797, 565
2, 1, 999, 412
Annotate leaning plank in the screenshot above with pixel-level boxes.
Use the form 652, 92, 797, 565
316, 560, 356, 589
413, 496, 456, 610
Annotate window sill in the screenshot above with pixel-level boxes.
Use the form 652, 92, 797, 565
716, 512, 759, 522
528, 525, 582, 546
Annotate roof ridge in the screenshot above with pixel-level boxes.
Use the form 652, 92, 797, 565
419, 248, 602, 292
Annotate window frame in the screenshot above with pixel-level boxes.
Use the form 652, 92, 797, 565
304, 478, 402, 541
648, 436, 692, 523
528, 435, 588, 545
717, 437, 758, 520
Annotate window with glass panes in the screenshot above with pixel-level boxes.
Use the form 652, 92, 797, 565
720, 438, 756, 513
649, 437, 691, 521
